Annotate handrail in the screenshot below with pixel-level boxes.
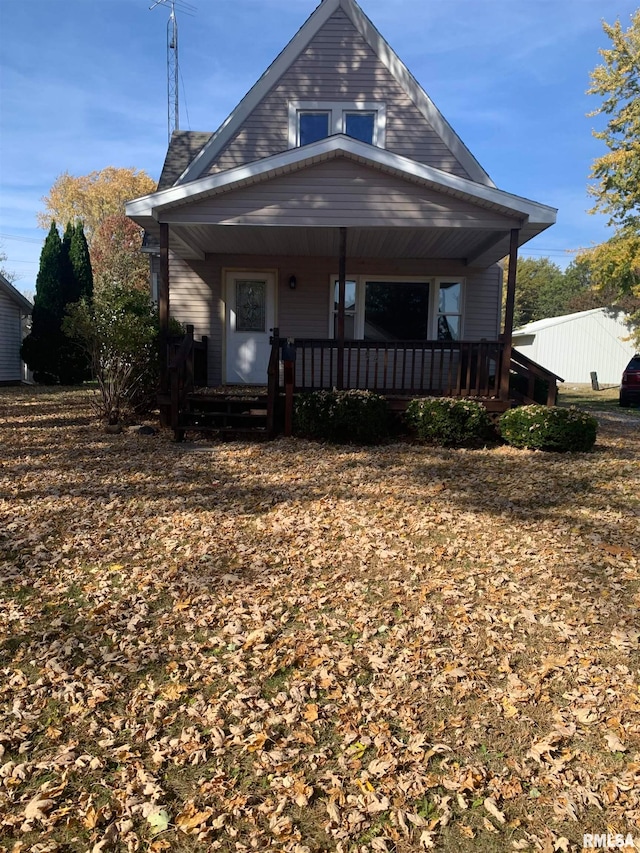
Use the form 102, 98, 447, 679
167, 324, 205, 433
266, 328, 280, 438
510, 349, 563, 405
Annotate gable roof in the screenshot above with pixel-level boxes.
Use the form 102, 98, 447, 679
0, 272, 32, 313
176, 0, 494, 188
127, 134, 555, 266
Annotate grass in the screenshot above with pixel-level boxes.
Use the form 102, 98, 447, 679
558, 381, 639, 413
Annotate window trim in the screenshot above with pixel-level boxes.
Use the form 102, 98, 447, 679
328, 275, 465, 340
288, 100, 386, 148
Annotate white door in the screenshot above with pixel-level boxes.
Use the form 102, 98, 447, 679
225, 272, 276, 384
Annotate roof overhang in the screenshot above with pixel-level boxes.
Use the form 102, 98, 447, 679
127, 136, 556, 267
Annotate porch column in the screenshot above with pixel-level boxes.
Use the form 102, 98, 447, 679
159, 222, 170, 395
499, 227, 519, 401
336, 227, 347, 390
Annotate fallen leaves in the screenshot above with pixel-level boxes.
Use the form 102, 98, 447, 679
0, 387, 639, 851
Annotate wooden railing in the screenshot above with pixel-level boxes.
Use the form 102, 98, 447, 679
510, 348, 564, 406
167, 324, 208, 432
287, 338, 505, 398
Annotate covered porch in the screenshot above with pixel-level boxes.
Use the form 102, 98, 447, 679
124, 137, 559, 437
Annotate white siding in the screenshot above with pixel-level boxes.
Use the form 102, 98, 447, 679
514, 308, 636, 384
0, 290, 24, 382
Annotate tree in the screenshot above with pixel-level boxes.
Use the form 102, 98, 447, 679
38, 167, 156, 244
581, 12, 640, 346
38, 167, 156, 299
505, 257, 566, 327
588, 11, 640, 230
21, 221, 92, 384
91, 214, 150, 294
0, 246, 19, 285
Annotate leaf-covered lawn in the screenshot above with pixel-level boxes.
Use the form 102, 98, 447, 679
1, 388, 639, 852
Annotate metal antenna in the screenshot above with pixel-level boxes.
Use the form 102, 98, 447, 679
150, 0, 194, 142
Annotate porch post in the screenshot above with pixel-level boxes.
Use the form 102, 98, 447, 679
499, 227, 519, 401
336, 227, 347, 390
159, 222, 170, 395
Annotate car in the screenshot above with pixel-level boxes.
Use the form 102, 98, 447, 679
620, 354, 640, 407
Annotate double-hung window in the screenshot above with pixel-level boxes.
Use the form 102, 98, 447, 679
330, 277, 464, 341
289, 101, 386, 148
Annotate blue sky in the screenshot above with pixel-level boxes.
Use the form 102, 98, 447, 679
0, 0, 636, 297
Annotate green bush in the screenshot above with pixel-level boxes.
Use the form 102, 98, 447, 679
405, 397, 494, 447
499, 405, 598, 452
294, 389, 390, 444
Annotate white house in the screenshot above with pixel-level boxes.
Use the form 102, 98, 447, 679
513, 307, 636, 385
0, 272, 32, 384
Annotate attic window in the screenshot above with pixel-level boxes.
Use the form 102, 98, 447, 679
289, 101, 386, 148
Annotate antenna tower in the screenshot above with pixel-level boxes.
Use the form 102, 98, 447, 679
149, 0, 185, 143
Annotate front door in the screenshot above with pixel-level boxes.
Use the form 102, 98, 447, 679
225, 272, 276, 384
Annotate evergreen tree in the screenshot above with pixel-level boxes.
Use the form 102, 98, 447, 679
70, 221, 94, 301
21, 221, 92, 384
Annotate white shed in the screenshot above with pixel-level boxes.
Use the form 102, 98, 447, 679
0, 273, 32, 384
513, 307, 636, 385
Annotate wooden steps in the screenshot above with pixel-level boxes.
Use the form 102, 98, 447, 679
173, 392, 270, 441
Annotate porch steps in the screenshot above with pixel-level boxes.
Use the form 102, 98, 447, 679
175, 392, 270, 441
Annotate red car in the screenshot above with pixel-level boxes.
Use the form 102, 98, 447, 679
620, 354, 640, 407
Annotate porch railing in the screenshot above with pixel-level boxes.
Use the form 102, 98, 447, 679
166, 324, 208, 431
283, 337, 505, 398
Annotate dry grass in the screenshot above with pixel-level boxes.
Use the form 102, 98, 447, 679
0, 386, 638, 852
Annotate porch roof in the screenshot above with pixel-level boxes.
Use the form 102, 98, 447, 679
127, 135, 556, 268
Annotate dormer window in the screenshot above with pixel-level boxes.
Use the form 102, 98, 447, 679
289, 101, 386, 148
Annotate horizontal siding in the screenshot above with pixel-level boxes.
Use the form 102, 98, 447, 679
169, 161, 515, 228
207, 8, 472, 179
167, 253, 501, 385
0, 292, 23, 382
463, 265, 502, 339
167, 254, 218, 383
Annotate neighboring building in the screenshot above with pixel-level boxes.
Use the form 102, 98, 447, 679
513, 307, 636, 385
0, 273, 32, 384
126, 0, 558, 434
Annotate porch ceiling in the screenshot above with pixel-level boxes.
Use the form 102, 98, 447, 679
141, 220, 543, 267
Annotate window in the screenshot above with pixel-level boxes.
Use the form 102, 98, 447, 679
436, 281, 462, 341
329, 277, 464, 341
289, 101, 386, 148
344, 112, 375, 144
299, 112, 330, 146
332, 280, 357, 339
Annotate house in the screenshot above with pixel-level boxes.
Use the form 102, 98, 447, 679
513, 307, 636, 385
0, 272, 32, 385
126, 0, 558, 436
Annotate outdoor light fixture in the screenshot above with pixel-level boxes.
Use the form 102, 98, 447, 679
289, 275, 297, 290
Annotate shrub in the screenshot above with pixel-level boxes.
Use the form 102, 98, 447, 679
64, 282, 182, 422
405, 397, 494, 447
294, 389, 390, 444
499, 405, 598, 452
